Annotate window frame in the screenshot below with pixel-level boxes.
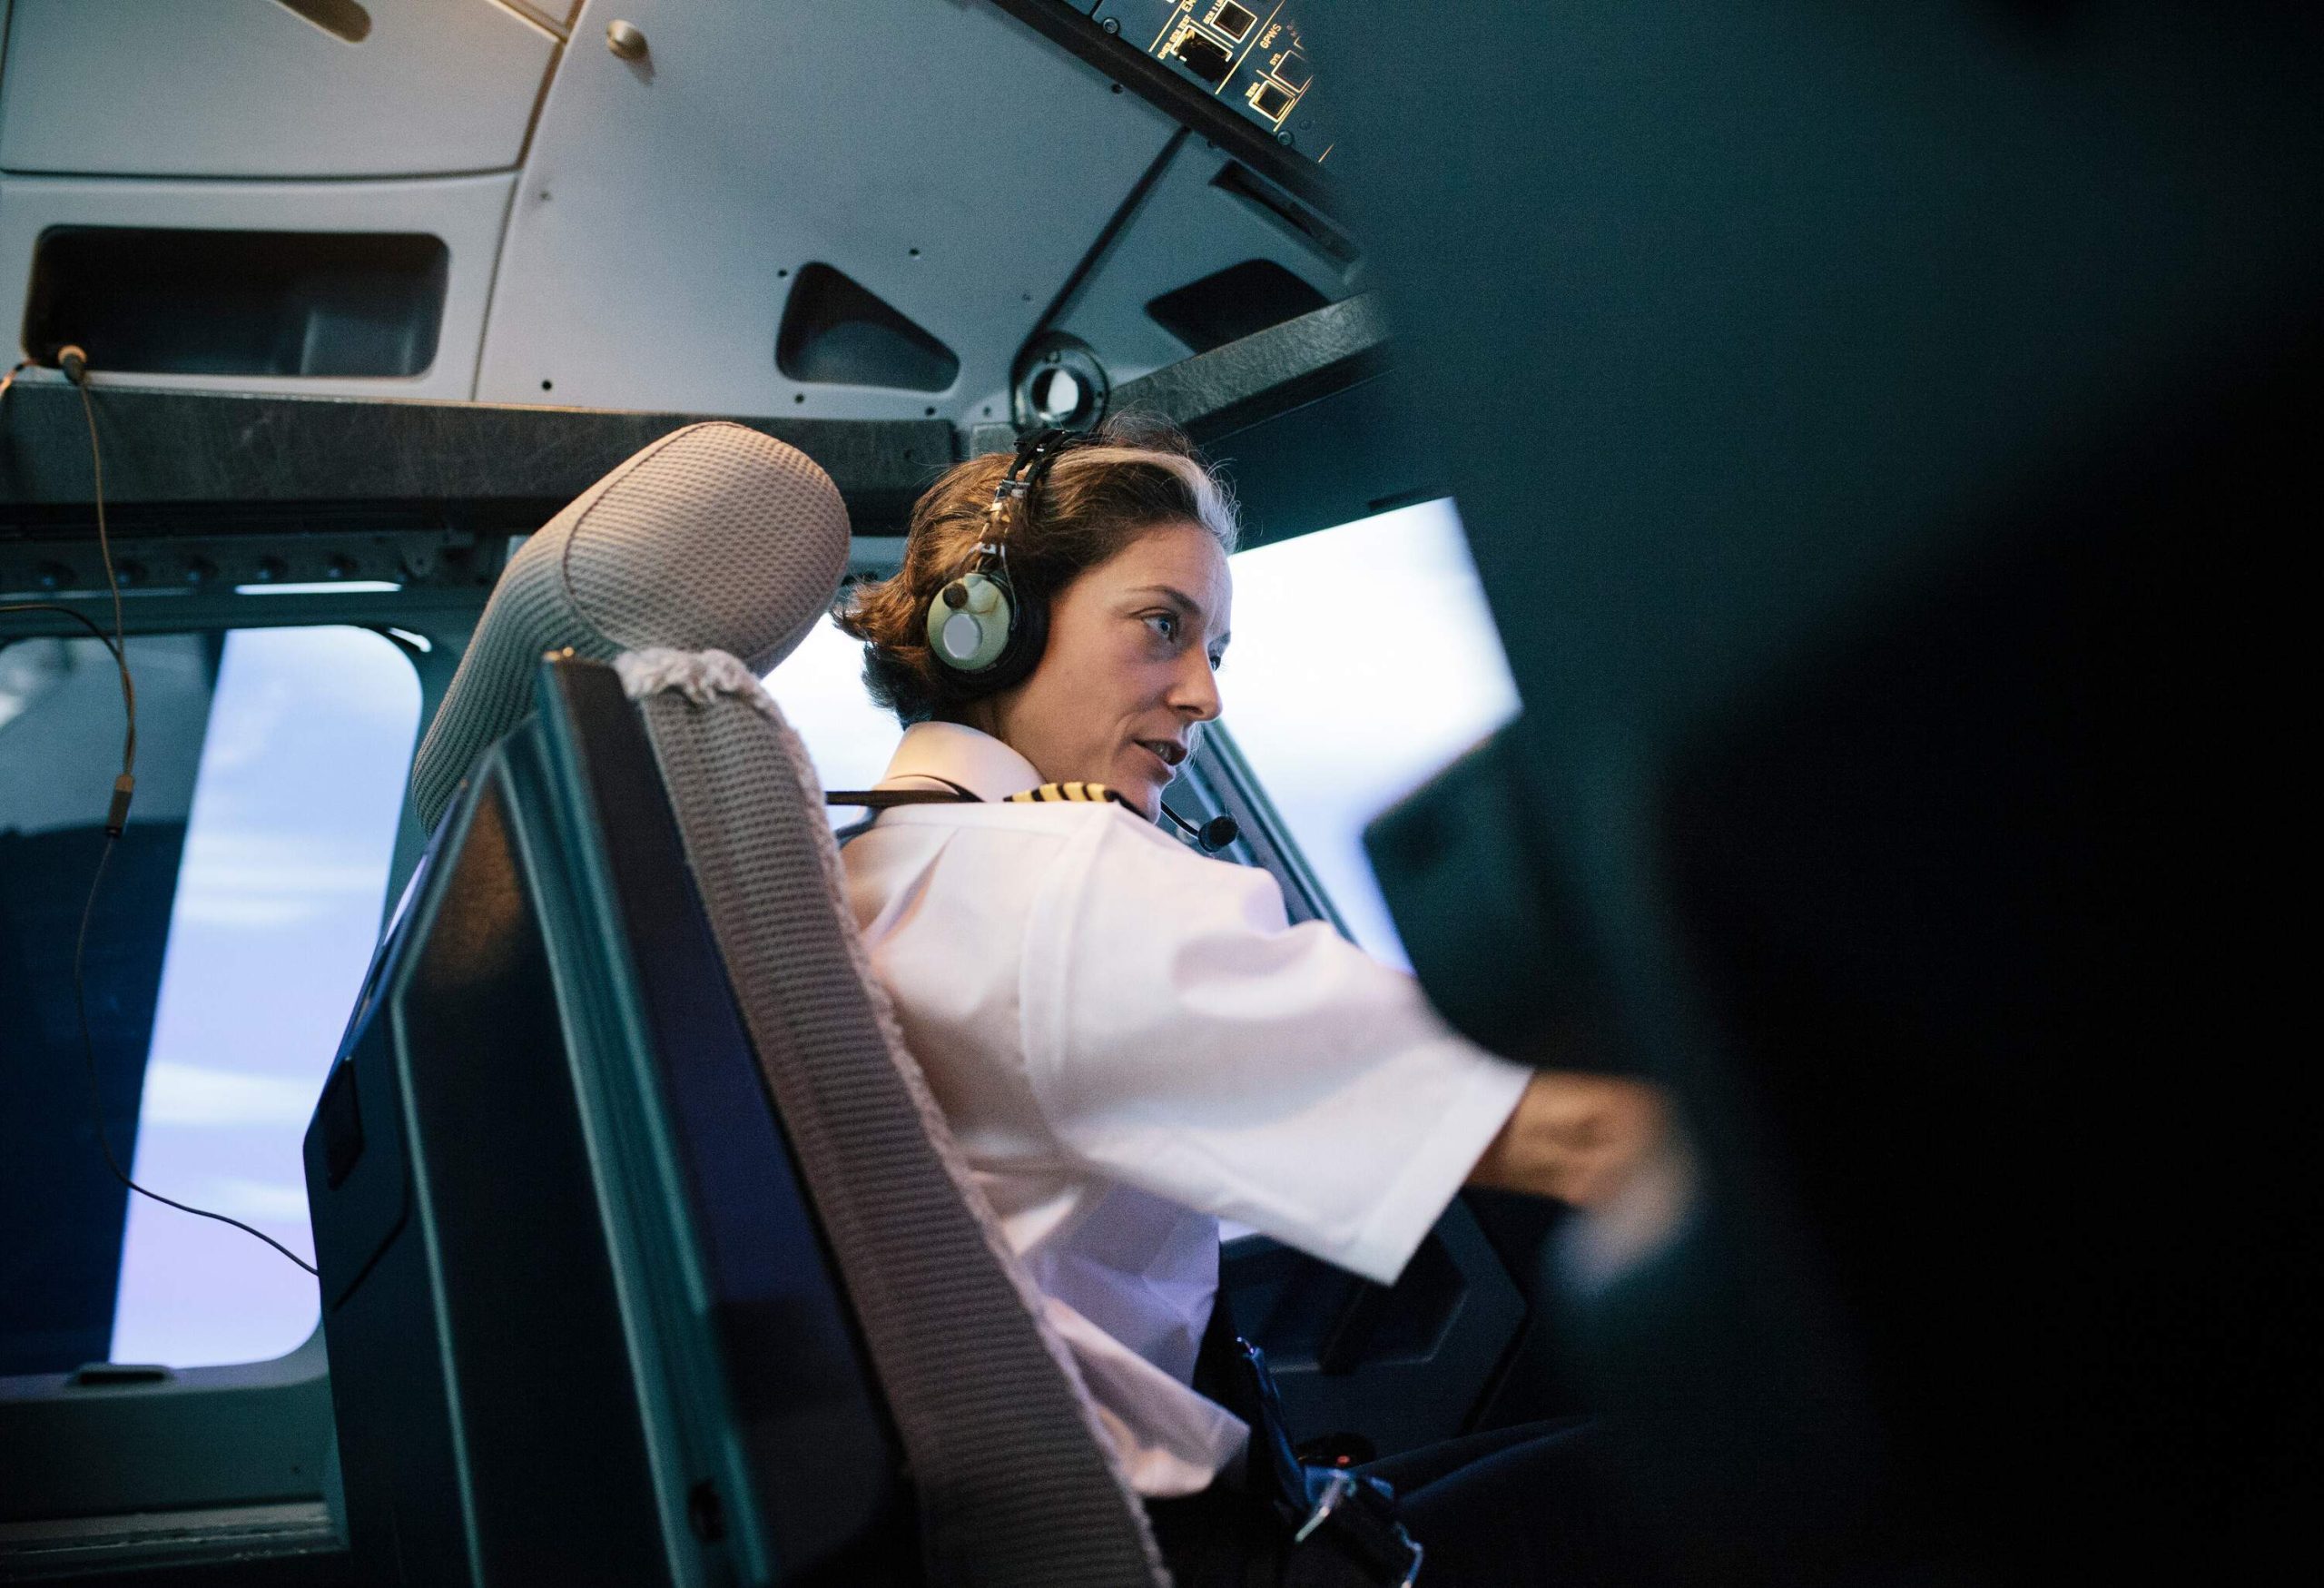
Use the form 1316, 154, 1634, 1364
0, 602, 461, 1540
1181, 721, 1351, 936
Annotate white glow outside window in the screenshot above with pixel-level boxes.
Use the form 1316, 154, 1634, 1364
1223, 499, 1519, 969
763, 616, 904, 805
111, 627, 419, 1367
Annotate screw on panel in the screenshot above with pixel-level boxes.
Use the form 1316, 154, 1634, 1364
606, 20, 648, 60
1101, 16, 1120, 34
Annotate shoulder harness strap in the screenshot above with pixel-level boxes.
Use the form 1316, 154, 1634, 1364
824, 776, 980, 809
823, 779, 1129, 812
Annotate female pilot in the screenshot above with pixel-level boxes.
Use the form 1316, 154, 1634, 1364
832, 415, 1668, 1585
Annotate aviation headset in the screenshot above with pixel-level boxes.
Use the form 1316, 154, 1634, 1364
902, 425, 1241, 852
922, 426, 1090, 694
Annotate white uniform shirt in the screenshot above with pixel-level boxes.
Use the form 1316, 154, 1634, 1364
840, 722, 1531, 1496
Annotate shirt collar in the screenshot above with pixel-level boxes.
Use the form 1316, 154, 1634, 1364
878, 721, 1043, 803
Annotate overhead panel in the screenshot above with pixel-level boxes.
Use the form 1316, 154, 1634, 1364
0, 0, 557, 178
1088, 2, 1328, 160
476, 0, 1180, 421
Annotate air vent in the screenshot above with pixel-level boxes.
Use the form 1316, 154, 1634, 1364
23, 228, 448, 378
776, 264, 959, 392
272, 0, 372, 44
1146, 260, 1329, 356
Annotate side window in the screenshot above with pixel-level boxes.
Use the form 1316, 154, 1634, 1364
1224, 499, 1520, 967
1, 626, 419, 1372
762, 616, 903, 806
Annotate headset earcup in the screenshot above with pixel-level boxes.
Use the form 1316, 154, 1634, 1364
927, 573, 1015, 673
980, 580, 1048, 692
924, 567, 1047, 695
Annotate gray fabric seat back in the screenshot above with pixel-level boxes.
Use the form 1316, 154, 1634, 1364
414, 423, 1166, 1586
410, 421, 850, 830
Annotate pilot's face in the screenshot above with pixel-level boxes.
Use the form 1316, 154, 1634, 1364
978, 519, 1232, 818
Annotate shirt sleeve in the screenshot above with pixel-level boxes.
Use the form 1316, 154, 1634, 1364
1018, 813, 1532, 1286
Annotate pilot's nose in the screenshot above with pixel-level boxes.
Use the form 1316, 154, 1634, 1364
1170, 648, 1222, 723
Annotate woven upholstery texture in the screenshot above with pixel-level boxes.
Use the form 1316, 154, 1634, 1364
409, 422, 848, 830
424, 423, 1161, 1581
635, 682, 1167, 1586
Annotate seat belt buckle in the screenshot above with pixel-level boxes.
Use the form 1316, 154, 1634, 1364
1293, 1467, 1354, 1544
1293, 1467, 1425, 1585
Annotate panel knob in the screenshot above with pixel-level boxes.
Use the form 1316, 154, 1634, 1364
606, 20, 648, 60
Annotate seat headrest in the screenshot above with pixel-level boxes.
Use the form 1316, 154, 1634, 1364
409, 421, 850, 830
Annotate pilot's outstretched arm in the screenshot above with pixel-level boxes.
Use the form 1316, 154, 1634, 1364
1018, 807, 1663, 1285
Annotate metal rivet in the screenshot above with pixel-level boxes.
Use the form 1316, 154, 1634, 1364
1101, 16, 1120, 34
606, 20, 648, 60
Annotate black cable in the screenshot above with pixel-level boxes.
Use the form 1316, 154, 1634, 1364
4, 355, 317, 1280
0, 604, 133, 796
0, 601, 124, 664
73, 838, 319, 1277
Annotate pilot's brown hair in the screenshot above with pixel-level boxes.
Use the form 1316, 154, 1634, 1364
834, 413, 1238, 725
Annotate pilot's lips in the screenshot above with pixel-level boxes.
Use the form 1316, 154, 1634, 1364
1131, 742, 1177, 785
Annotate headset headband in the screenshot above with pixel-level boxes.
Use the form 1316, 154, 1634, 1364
984, 427, 1087, 545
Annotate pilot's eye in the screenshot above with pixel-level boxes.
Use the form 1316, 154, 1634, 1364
1146, 611, 1180, 642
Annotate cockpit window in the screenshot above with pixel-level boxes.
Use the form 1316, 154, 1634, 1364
0, 626, 419, 1373
763, 615, 905, 806
1224, 499, 1519, 967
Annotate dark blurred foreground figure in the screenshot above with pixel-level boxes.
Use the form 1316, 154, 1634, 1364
1324, 2, 2324, 1583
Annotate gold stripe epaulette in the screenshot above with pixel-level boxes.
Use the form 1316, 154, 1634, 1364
1004, 781, 1129, 807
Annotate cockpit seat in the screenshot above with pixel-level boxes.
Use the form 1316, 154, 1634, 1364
308, 422, 1165, 1586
